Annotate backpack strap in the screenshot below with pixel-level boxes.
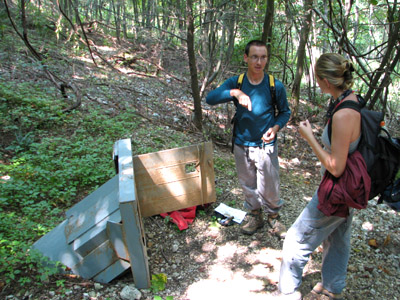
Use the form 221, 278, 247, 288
231, 73, 245, 152
268, 74, 276, 105
328, 100, 361, 142
268, 74, 277, 115
237, 73, 245, 90
232, 73, 245, 109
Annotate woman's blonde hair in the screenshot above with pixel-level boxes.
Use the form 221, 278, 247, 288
315, 53, 355, 90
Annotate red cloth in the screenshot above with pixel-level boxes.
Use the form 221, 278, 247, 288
318, 151, 371, 217
160, 206, 197, 230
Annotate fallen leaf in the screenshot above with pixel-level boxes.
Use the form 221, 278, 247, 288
378, 266, 391, 275
368, 239, 379, 248
383, 234, 391, 246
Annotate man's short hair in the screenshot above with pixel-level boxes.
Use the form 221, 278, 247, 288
245, 40, 267, 55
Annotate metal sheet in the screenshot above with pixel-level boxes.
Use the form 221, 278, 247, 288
107, 221, 129, 261
115, 139, 137, 204
65, 175, 120, 243
116, 138, 150, 289
32, 219, 82, 268
73, 210, 121, 257
93, 259, 131, 283
70, 240, 118, 279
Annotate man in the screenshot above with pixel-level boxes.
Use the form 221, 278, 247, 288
206, 40, 291, 236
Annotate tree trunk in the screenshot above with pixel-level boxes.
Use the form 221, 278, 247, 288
121, 1, 128, 39
131, 0, 139, 25
141, 0, 146, 27
261, 0, 274, 71
111, 0, 121, 43
291, 0, 313, 120
186, 0, 202, 131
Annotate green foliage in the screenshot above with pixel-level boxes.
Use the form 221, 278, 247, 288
213, 156, 236, 177
0, 81, 64, 150
150, 273, 168, 293
0, 236, 65, 287
209, 216, 221, 228
154, 296, 174, 300
164, 215, 173, 225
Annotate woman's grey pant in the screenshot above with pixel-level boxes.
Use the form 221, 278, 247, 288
279, 190, 353, 295
233, 143, 283, 214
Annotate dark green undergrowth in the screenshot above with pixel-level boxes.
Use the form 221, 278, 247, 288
0, 79, 192, 290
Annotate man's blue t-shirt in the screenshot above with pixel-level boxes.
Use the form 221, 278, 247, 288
206, 73, 291, 147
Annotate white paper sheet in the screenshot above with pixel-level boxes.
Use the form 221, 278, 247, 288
214, 203, 247, 224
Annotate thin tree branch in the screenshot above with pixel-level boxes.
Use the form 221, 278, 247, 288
4, 0, 81, 112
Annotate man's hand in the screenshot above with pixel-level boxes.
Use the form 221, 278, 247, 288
262, 126, 279, 143
230, 89, 252, 111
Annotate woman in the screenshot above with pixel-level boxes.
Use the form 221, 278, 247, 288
277, 53, 361, 300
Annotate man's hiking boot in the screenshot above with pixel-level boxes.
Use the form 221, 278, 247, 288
310, 282, 343, 300
268, 213, 287, 239
241, 209, 264, 235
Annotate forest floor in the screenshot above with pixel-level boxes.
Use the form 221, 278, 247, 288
2, 29, 400, 300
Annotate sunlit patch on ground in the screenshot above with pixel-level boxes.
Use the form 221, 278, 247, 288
183, 242, 304, 299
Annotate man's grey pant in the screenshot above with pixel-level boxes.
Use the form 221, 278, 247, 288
233, 143, 283, 214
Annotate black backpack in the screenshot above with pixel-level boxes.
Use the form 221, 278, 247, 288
230, 73, 276, 153
328, 95, 400, 210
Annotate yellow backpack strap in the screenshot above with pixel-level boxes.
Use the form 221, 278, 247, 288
237, 73, 245, 90
269, 74, 275, 89
268, 74, 277, 114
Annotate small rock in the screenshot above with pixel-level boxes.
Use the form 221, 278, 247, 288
89, 291, 97, 298
120, 285, 142, 300
172, 242, 179, 252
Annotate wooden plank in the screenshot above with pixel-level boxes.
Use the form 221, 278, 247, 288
133, 145, 200, 170
134, 142, 216, 217
133, 161, 200, 185
139, 192, 205, 217
199, 142, 216, 206
138, 179, 204, 217
139, 176, 201, 200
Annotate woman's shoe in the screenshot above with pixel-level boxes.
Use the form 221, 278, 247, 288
311, 282, 344, 300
